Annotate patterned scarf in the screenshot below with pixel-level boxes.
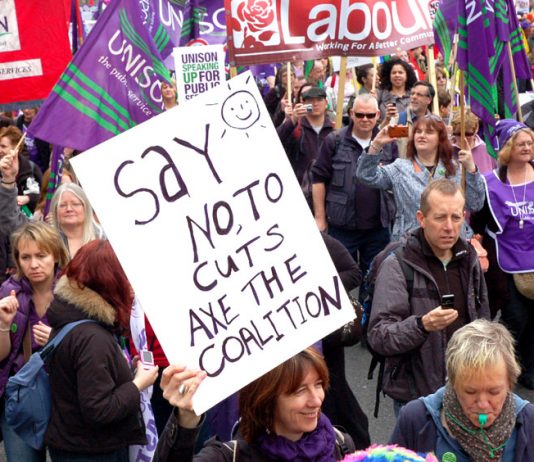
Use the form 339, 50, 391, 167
443, 386, 515, 461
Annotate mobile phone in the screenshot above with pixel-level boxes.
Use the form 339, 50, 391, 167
305, 104, 313, 113
388, 125, 409, 138
441, 294, 455, 309
140, 349, 154, 369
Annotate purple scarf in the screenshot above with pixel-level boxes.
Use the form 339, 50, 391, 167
256, 413, 336, 461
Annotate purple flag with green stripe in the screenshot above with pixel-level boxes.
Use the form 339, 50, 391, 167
29, 0, 176, 151
178, 0, 227, 46
432, 0, 459, 66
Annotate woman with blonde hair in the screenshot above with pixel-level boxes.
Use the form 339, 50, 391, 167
450, 109, 496, 174
391, 319, 534, 461
0, 149, 103, 258
0, 222, 68, 461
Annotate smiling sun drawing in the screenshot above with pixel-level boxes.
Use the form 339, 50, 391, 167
207, 76, 266, 138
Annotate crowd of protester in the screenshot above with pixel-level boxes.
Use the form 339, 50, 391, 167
1, 41, 534, 462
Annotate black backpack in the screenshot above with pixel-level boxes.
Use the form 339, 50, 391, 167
360, 243, 413, 417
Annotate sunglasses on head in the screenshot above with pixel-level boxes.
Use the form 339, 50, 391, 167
423, 114, 443, 122
453, 132, 475, 137
353, 112, 377, 119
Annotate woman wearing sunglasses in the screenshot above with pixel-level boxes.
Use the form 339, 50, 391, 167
356, 114, 485, 241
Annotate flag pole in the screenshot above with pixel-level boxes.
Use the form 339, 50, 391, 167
459, 70, 467, 192
286, 62, 292, 107
507, 42, 524, 122
14, 132, 26, 153
335, 56, 348, 129
371, 57, 378, 93
447, 35, 459, 125
352, 67, 358, 94
427, 46, 439, 114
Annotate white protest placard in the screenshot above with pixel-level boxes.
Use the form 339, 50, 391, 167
331, 56, 373, 73
71, 72, 355, 414
173, 44, 226, 102
516, 0, 529, 14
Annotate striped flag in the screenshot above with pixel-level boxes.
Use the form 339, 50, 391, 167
433, 0, 531, 157
29, 0, 180, 151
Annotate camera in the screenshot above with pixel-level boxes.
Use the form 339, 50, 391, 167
388, 125, 409, 138
441, 294, 455, 309
140, 349, 154, 369
305, 104, 313, 113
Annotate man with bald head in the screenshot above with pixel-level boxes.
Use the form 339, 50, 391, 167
312, 94, 392, 273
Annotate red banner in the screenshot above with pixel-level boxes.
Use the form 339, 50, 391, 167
0, 0, 72, 110
225, 0, 437, 65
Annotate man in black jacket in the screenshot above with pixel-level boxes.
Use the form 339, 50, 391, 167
312, 94, 391, 274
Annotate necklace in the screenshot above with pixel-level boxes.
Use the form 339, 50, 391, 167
509, 167, 528, 229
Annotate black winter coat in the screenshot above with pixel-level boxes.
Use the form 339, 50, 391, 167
45, 276, 146, 454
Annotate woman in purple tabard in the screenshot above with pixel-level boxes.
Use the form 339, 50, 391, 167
478, 120, 534, 389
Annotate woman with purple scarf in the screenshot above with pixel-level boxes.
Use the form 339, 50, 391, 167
472, 119, 534, 389
153, 347, 355, 461
0, 222, 68, 462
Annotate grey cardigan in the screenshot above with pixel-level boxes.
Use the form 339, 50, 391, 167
355, 152, 485, 241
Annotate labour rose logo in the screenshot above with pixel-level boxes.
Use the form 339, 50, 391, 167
230, 0, 280, 49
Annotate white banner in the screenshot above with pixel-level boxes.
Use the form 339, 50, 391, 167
71, 72, 354, 414
331, 56, 373, 73
0, 0, 21, 52
0, 58, 42, 80
173, 45, 226, 102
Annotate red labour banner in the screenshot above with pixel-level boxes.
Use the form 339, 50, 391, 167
0, 0, 72, 110
225, 0, 438, 65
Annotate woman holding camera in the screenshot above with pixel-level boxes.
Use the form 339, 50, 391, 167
44, 240, 158, 461
154, 347, 355, 461
356, 114, 484, 241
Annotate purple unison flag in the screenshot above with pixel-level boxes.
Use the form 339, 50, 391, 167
29, 0, 173, 151
488, 0, 531, 121
178, 0, 227, 46
432, 0, 459, 67
455, 0, 501, 157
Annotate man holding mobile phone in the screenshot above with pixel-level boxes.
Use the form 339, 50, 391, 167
367, 180, 490, 416
380, 81, 435, 158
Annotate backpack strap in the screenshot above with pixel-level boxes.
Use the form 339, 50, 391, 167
392, 246, 414, 296
40, 319, 96, 361
333, 427, 351, 456
221, 440, 237, 462
370, 245, 413, 418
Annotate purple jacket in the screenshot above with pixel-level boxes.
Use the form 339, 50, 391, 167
0, 276, 35, 396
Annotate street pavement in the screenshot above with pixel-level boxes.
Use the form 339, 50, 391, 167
2, 343, 534, 460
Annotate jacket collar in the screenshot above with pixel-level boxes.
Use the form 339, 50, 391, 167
54, 275, 116, 326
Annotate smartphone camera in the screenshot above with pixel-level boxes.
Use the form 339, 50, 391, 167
441, 294, 455, 309
140, 349, 154, 369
